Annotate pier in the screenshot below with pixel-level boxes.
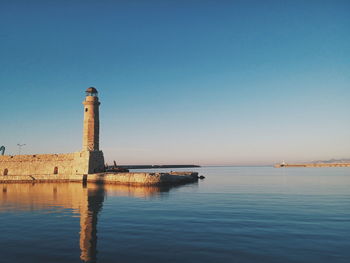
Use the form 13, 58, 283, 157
0, 171, 200, 185
274, 163, 350, 168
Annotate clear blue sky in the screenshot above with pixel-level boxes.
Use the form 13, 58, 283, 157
0, 0, 349, 165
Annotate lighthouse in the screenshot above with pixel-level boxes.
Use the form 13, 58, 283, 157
0, 87, 105, 176
83, 87, 100, 151
81, 87, 105, 174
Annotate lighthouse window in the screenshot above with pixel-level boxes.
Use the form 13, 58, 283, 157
4, 169, 8, 176
85, 108, 88, 112
54, 167, 58, 174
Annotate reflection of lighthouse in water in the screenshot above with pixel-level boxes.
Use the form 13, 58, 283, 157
79, 184, 105, 263
0, 182, 178, 262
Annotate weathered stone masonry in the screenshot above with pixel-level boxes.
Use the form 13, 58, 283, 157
0, 151, 105, 176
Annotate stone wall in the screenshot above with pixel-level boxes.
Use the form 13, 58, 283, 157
0, 150, 105, 176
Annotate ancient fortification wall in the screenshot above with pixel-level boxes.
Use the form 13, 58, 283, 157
0, 150, 104, 176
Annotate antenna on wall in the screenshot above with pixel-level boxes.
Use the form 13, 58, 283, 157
17, 144, 26, 155
0, 146, 5, 155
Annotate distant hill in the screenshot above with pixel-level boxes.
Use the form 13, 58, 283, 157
312, 158, 350, 164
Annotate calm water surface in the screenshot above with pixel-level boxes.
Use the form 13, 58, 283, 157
0, 167, 349, 263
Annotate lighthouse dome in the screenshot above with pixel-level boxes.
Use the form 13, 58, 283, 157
85, 87, 98, 96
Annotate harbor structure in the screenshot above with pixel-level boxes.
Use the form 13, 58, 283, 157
274, 162, 350, 168
0, 88, 105, 176
0, 88, 199, 185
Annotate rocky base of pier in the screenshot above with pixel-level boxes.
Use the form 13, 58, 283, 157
0, 171, 200, 185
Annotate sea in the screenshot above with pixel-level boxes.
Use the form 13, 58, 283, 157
0, 166, 349, 263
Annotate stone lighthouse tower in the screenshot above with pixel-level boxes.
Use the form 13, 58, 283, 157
82, 87, 105, 174
83, 87, 100, 151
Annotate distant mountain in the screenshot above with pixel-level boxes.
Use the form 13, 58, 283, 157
312, 158, 350, 164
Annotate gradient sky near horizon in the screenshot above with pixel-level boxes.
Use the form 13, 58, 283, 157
0, 0, 349, 165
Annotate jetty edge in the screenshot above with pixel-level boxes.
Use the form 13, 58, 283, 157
274, 162, 350, 168
0, 171, 200, 185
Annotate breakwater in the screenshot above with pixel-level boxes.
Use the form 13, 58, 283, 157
274, 163, 350, 168
0, 171, 200, 185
